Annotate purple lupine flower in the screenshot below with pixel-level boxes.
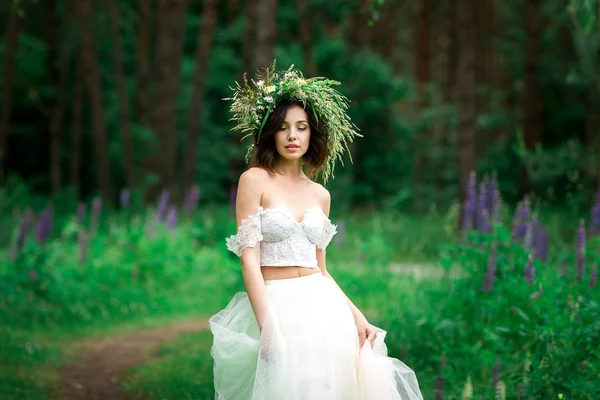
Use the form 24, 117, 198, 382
335, 218, 345, 247
35, 209, 53, 244
489, 172, 498, 216
481, 243, 498, 292
479, 209, 491, 234
530, 217, 540, 253
76, 201, 87, 223
524, 255, 535, 285
156, 189, 170, 221
513, 197, 531, 242
466, 171, 477, 229
591, 189, 600, 236
577, 220, 586, 282
79, 230, 88, 263
120, 188, 130, 209
434, 354, 446, 400
183, 186, 200, 213
589, 264, 598, 289
167, 206, 177, 230
477, 179, 488, 231
537, 225, 548, 262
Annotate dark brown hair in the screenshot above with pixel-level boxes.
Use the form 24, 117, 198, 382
249, 99, 329, 179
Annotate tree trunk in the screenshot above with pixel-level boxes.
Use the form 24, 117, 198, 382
71, 54, 84, 197
456, 0, 477, 212
148, 0, 187, 194
135, 0, 152, 126
181, 0, 218, 196
255, 0, 278, 69
436, 0, 457, 206
521, 0, 542, 196
295, 0, 316, 77
46, 0, 69, 196
109, 0, 136, 190
242, 0, 257, 77
412, 0, 430, 211
78, 0, 114, 201
0, 8, 22, 184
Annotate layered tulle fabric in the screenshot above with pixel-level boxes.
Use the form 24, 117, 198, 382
210, 273, 423, 400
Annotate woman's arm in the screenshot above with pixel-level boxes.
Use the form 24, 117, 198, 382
236, 168, 269, 331
315, 184, 376, 347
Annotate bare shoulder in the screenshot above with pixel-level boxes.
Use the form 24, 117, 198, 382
236, 168, 268, 220
239, 167, 269, 186
311, 181, 332, 215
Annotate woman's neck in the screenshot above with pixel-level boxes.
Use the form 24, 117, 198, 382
274, 158, 305, 179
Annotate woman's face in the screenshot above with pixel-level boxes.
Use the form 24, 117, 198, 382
274, 105, 311, 161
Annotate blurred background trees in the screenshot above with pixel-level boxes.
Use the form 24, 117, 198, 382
0, 0, 598, 211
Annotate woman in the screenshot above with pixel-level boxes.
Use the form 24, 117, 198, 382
210, 63, 423, 400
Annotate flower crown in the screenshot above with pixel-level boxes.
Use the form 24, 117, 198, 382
225, 61, 362, 183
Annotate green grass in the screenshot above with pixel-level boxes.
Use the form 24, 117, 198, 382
124, 330, 215, 400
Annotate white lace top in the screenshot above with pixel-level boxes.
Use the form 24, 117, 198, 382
225, 205, 338, 268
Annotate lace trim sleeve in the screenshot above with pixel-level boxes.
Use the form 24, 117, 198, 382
316, 215, 338, 251
225, 207, 264, 257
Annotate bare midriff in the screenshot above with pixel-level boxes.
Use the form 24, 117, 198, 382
260, 266, 321, 281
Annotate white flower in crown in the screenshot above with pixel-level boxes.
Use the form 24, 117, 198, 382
256, 80, 264, 87
265, 85, 276, 94
297, 78, 306, 86
265, 96, 274, 103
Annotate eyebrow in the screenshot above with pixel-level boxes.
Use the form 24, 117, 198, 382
282, 120, 308, 124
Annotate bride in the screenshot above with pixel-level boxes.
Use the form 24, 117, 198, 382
209, 63, 423, 400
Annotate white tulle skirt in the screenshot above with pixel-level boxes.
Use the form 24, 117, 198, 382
209, 272, 423, 400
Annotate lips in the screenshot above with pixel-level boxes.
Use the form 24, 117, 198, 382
285, 145, 299, 149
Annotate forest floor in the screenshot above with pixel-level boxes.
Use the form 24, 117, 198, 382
53, 319, 209, 400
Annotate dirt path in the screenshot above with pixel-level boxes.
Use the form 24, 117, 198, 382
54, 319, 209, 400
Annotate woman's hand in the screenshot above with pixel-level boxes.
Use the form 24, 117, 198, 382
354, 311, 376, 349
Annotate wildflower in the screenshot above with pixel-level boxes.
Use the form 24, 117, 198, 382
156, 189, 170, 221
297, 78, 306, 86
183, 186, 200, 213
278, 90, 283, 95
256, 80, 264, 87
35, 208, 53, 244
577, 220, 586, 282
120, 188, 130, 208
265, 96, 273, 103
167, 207, 177, 230
265, 85, 276, 94
591, 188, 600, 235
524, 255, 535, 285
477, 179, 488, 231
